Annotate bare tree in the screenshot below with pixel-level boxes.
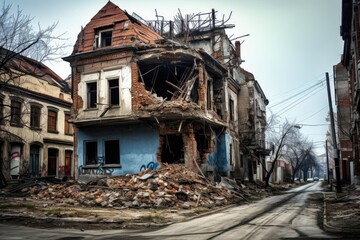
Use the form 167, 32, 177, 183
0, 1, 66, 125
285, 132, 315, 182
262, 119, 300, 187
0, 1, 66, 185
299, 148, 319, 180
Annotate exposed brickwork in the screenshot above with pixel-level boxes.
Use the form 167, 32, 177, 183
198, 63, 206, 109
73, 1, 161, 53
182, 123, 197, 172
131, 62, 159, 111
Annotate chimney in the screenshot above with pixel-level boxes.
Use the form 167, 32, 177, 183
235, 41, 241, 58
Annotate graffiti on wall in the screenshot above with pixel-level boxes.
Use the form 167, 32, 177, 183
10, 145, 21, 176
140, 161, 159, 172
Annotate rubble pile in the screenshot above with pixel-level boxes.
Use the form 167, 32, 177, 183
24, 164, 240, 209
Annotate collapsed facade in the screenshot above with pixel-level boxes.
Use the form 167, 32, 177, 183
64, 1, 269, 181
0, 48, 73, 181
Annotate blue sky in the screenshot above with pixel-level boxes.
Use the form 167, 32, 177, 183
9, 0, 343, 155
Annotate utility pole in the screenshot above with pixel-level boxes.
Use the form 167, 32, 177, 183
326, 140, 330, 184
326, 72, 341, 193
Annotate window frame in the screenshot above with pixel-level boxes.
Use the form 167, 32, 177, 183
108, 78, 120, 106
47, 107, 58, 133
87, 81, 97, 109
64, 112, 73, 135
30, 103, 42, 130
229, 97, 234, 121
10, 98, 23, 127
96, 28, 113, 48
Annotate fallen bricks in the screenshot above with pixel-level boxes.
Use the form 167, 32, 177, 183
19, 164, 249, 209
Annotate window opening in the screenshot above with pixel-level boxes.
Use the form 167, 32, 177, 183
48, 148, 58, 176
87, 82, 97, 108
104, 140, 120, 164
64, 113, 72, 134
161, 135, 184, 164
109, 79, 119, 105
47, 110, 57, 132
229, 98, 234, 121
96, 29, 112, 48
30, 105, 41, 128
10, 100, 22, 125
85, 141, 97, 165
65, 150, 72, 176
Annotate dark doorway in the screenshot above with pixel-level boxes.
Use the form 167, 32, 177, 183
48, 148, 58, 176
30, 145, 40, 177
161, 135, 184, 164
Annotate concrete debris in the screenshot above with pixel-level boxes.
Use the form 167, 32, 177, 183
21, 164, 244, 209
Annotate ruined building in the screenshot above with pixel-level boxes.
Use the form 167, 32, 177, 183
0, 48, 73, 181
64, 1, 269, 181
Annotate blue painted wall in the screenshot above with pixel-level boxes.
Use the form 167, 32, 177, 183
206, 130, 231, 176
77, 124, 160, 175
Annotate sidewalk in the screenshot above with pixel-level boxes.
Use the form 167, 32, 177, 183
323, 184, 360, 233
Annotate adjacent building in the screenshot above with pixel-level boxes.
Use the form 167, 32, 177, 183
0, 48, 73, 180
339, 0, 360, 184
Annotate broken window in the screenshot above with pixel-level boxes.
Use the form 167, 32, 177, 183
87, 82, 97, 108
10, 99, 22, 126
104, 140, 120, 164
109, 79, 119, 105
161, 135, 184, 164
85, 141, 97, 165
47, 109, 58, 132
95, 28, 112, 48
30, 104, 41, 129
138, 59, 199, 102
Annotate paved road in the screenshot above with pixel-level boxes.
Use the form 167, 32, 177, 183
0, 182, 345, 239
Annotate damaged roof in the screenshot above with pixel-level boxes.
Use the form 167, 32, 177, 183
0, 47, 68, 92
73, 1, 163, 53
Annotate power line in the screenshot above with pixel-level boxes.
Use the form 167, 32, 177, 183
274, 84, 326, 116
298, 105, 328, 123
268, 79, 325, 108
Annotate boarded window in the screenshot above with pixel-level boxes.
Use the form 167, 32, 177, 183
87, 82, 97, 108
65, 150, 72, 176
64, 113, 72, 134
30, 105, 41, 128
104, 140, 120, 164
47, 110, 57, 132
85, 141, 97, 165
10, 100, 22, 126
109, 79, 119, 105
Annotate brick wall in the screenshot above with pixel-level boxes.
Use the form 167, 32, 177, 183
131, 62, 159, 111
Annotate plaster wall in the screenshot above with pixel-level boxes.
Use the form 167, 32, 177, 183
77, 124, 159, 175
